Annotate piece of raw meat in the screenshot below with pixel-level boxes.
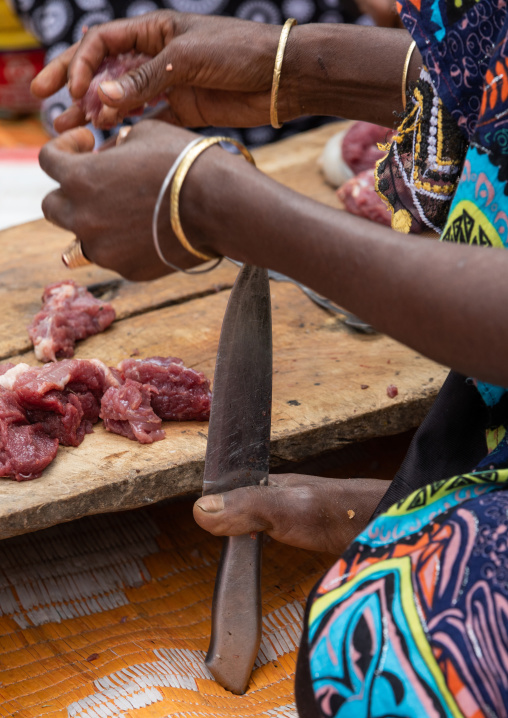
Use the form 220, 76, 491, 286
0, 363, 14, 377
320, 121, 394, 187
0, 363, 31, 391
0, 351, 212, 478
28, 280, 116, 362
90, 359, 123, 390
0, 386, 59, 481
341, 122, 394, 175
77, 53, 165, 128
118, 356, 211, 421
337, 169, 392, 226
100, 379, 165, 444
0, 359, 107, 446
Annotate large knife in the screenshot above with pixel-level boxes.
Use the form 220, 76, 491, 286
202, 263, 272, 695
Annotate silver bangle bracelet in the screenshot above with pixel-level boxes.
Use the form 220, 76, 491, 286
152, 136, 222, 275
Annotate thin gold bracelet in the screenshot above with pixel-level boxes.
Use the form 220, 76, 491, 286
402, 40, 417, 111
170, 136, 256, 262
270, 18, 297, 129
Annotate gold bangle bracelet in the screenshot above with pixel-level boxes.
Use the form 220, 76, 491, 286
270, 18, 297, 129
401, 40, 416, 111
170, 136, 256, 262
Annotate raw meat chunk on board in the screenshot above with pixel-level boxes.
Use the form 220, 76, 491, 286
0, 385, 58, 481
0, 351, 213, 477
0, 359, 106, 446
28, 280, 115, 363
118, 356, 212, 421
100, 379, 165, 444
320, 121, 395, 227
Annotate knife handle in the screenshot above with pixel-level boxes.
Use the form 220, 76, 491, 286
205, 532, 262, 695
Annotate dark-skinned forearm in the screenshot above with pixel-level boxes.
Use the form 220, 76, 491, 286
281, 25, 421, 127
183, 151, 508, 388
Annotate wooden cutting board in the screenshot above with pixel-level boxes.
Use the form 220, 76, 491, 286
0, 122, 448, 540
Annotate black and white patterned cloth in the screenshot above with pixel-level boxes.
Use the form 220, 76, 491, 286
12, 0, 372, 146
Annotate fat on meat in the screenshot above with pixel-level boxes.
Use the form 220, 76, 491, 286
341, 122, 394, 175
0, 387, 58, 481
118, 356, 212, 421
29, 280, 116, 363
320, 121, 394, 188
0, 359, 107, 446
77, 53, 165, 128
337, 169, 392, 227
90, 359, 122, 390
0, 363, 14, 377
100, 379, 165, 444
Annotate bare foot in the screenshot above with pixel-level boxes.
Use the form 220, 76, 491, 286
193, 474, 390, 555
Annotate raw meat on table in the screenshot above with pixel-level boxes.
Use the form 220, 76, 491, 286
0, 351, 213, 477
100, 379, 165, 444
320, 121, 394, 188
0, 386, 58, 481
0, 359, 107, 446
118, 357, 212, 421
91, 359, 123, 390
341, 122, 394, 176
0, 363, 14, 377
337, 169, 392, 227
28, 280, 116, 363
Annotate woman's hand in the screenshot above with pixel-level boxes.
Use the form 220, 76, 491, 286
31, 12, 282, 133
39, 119, 221, 281
31, 11, 420, 133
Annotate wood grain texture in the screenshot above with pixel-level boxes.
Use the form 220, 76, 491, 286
0, 121, 447, 539
0, 122, 343, 361
0, 283, 447, 539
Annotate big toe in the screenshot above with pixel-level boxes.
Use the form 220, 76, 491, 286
193, 486, 275, 537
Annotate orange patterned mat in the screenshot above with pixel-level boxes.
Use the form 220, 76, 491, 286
0, 498, 332, 718
0, 116, 49, 149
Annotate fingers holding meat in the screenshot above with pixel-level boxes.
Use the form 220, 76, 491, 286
52, 104, 88, 135
31, 11, 280, 131
31, 13, 177, 102
39, 121, 210, 280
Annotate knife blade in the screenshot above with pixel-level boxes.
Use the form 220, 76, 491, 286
202, 263, 272, 695
226, 258, 373, 333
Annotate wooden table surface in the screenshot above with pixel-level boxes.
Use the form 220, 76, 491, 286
0, 122, 448, 540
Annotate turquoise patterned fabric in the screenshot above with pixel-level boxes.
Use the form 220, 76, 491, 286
305, 2, 508, 715
308, 471, 508, 717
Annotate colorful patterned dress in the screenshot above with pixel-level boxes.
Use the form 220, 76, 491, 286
297, 1, 508, 716
304, 471, 508, 717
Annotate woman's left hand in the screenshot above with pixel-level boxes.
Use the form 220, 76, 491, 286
40, 120, 213, 281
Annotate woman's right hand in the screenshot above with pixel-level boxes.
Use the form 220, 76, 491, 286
31, 11, 284, 132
